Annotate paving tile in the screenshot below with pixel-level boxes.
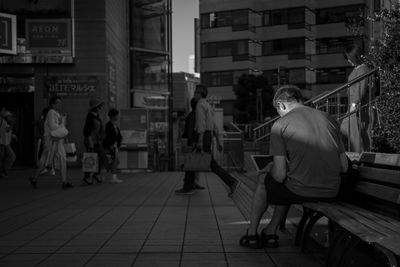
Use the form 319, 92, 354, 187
227, 252, 275, 267
181, 252, 227, 267
269, 252, 322, 267
134, 253, 180, 267
85, 253, 136, 267
0, 253, 49, 266
37, 253, 91, 267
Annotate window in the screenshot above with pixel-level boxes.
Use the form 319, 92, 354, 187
262, 68, 306, 86
202, 71, 233, 87
262, 38, 305, 57
316, 37, 364, 54
263, 7, 305, 27
202, 40, 248, 58
316, 5, 365, 24
200, 9, 248, 28
316, 67, 353, 84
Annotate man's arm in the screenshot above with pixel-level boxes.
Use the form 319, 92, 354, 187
270, 155, 287, 183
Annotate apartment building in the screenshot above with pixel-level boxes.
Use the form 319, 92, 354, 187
198, 0, 382, 121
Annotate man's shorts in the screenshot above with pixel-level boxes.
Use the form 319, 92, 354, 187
264, 173, 335, 205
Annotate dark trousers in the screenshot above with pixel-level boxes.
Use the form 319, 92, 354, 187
183, 171, 196, 190
202, 131, 236, 188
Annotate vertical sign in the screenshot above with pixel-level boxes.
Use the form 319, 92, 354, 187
0, 12, 17, 55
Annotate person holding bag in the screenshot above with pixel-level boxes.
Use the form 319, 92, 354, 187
103, 108, 123, 184
82, 97, 107, 185
29, 96, 72, 189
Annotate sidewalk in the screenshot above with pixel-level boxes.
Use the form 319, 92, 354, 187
0, 168, 323, 267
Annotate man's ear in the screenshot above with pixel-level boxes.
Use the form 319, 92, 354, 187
278, 102, 286, 111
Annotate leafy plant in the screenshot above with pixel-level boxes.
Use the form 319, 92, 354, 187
366, 4, 400, 153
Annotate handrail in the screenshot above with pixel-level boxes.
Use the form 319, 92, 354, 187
252, 68, 378, 134
307, 69, 378, 105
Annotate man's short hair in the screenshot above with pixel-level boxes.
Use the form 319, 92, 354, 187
273, 85, 303, 107
195, 84, 208, 98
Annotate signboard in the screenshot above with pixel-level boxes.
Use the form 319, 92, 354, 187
133, 91, 169, 110
0, 12, 17, 55
44, 76, 98, 97
26, 19, 71, 51
120, 108, 148, 145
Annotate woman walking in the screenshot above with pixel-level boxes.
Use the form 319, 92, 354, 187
341, 44, 374, 152
82, 98, 107, 185
29, 96, 72, 189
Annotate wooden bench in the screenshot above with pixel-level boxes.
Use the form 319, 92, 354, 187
296, 152, 400, 267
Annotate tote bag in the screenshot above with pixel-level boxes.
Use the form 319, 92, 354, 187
181, 152, 211, 171
82, 152, 99, 173
64, 142, 77, 162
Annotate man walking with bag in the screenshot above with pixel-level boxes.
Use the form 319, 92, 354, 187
193, 85, 239, 196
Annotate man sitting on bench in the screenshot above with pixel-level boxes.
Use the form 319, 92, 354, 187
240, 85, 348, 249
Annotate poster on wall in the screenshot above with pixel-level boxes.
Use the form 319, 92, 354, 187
119, 108, 148, 145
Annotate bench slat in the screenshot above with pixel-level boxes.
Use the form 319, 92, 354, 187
355, 182, 400, 204
359, 166, 400, 186
303, 202, 400, 255
359, 152, 400, 167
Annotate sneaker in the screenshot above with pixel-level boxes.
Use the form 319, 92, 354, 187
175, 188, 195, 195
29, 176, 37, 188
50, 169, 56, 176
194, 184, 205, 190
62, 182, 73, 189
110, 178, 123, 184
83, 176, 94, 185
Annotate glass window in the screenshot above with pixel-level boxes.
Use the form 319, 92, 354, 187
288, 69, 305, 84
132, 0, 167, 51
316, 37, 364, 54
287, 8, 305, 26
271, 10, 286, 25
232, 10, 248, 25
316, 67, 353, 84
203, 71, 233, 87
132, 51, 168, 91
216, 11, 232, 27
316, 5, 365, 24
262, 38, 304, 56
200, 10, 249, 28
202, 40, 248, 57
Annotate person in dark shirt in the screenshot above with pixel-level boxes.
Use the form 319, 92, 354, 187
83, 98, 107, 185
240, 85, 348, 249
103, 108, 123, 184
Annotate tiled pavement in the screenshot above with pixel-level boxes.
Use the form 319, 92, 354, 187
0, 168, 323, 267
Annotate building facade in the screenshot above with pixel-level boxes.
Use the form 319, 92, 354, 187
198, 0, 383, 121
0, 0, 172, 169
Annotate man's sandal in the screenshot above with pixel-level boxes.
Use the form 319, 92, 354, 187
261, 231, 279, 248
239, 230, 264, 249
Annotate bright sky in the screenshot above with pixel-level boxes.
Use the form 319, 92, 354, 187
172, 0, 199, 73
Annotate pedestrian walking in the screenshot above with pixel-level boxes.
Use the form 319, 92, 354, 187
82, 97, 107, 185
29, 96, 72, 189
0, 109, 16, 179
103, 108, 123, 184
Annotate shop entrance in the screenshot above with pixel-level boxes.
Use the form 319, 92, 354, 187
0, 76, 35, 167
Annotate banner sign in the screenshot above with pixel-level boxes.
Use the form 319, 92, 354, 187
26, 19, 71, 51
44, 76, 98, 97
133, 91, 169, 110
0, 12, 17, 55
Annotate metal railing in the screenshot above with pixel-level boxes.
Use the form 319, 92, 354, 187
253, 68, 379, 142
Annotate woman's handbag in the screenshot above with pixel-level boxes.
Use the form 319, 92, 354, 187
64, 142, 77, 162
50, 126, 69, 139
82, 152, 99, 173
